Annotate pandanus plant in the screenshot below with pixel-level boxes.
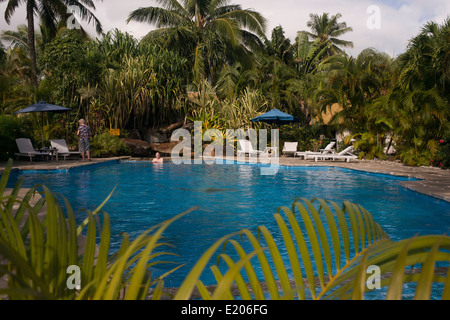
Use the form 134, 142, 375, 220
0, 158, 449, 300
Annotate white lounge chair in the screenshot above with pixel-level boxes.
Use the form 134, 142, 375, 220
282, 142, 298, 156
15, 138, 51, 162
310, 145, 357, 162
50, 139, 81, 160
237, 139, 265, 157
294, 141, 336, 159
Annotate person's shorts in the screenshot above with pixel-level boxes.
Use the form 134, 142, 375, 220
79, 139, 90, 153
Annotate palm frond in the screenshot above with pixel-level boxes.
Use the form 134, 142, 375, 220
127, 6, 190, 28
216, 9, 266, 37
172, 197, 449, 300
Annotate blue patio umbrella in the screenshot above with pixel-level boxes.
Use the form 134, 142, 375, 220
251, 108, 299, 125
15, 101, 71, 148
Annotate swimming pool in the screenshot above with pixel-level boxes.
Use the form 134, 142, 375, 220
6, 160, 450, 294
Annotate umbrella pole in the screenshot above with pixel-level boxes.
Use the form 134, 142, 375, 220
41, 112, 44, 149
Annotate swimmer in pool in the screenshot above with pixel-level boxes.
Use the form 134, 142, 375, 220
152, 152, 163, 164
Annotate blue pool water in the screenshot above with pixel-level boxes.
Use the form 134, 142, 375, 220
5, 160, 450, 295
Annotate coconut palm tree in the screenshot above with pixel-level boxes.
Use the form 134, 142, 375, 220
1, 0, 103, 88
127, 0, 267, 84
304, 12, 353, 55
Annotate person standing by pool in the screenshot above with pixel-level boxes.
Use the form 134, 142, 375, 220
77, 119, 91, 162
152, 152, 163, 163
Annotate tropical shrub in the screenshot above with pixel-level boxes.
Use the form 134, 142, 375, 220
397, 141, 437, 167
188, 80, 269, 131
220, 88, 268, 130
40, 29, 94, 108
0, 115, 34, 160
352, 132, 387, 160
279, 123, 325, 152
431, 134, 450, 169
90, 132, 130, 158
95, 45, 188, 132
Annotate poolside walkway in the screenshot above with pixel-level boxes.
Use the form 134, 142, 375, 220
278, 157, 450, 203
1, 156, 449, 202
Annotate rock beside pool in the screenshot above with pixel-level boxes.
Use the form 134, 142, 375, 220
122, 138, 154, 157
123, 122, 197, 157
122, 138, 181, 157
150, 141, 181, 156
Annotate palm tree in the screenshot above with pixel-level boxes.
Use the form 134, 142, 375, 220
293, 30, 333, 76
127, 0, 267, 84
265, 25, 294, 65
392, 18, 450, 165
397, 18, 450, 100
1, 25, 32, 52
305, 12, 353, 54
1, 0, 103, 88
312, 48, 396, 151
0, 41, 5, 65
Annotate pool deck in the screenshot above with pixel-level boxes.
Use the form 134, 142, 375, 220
1, 155, 449, 202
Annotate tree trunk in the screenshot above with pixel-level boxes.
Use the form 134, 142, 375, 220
27, 1, 38, 88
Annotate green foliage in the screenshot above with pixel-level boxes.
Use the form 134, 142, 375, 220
352, 132, 387, 160
304, 12, 354, 54
40, 29, 95, 107
0, 43, 35, 115
90, 132, 130, 158
431, 134, 450, 169
128, 0, 267, 83
313, 48, 395, 131
2, 0, 103, 88
389, 19, 450, 166
93, 33, 189, 131
280, 123, 325, 152
0, 42, 5, 65
220, 88, 268, 129
397, 144, 435, 167
0, 115, 34, 160
188, 80, 268, 131
0, 1, 448, 172
265, 26, 294, 66
92, 29, 139, 70
293, 31, 332, 76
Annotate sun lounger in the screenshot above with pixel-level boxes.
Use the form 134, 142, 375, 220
294, 141, 336, 159
237, 139, 265, 157
50, 139, 81, 160
310, 145, 357, 162
282, 142, 298, 156
15, 138, 51, 162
